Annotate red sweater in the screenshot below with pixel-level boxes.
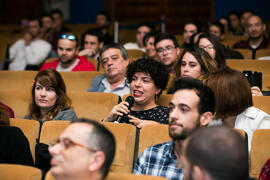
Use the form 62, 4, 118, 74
40, 56, 95, 71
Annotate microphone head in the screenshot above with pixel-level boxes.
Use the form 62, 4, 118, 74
125, 96, 135, 107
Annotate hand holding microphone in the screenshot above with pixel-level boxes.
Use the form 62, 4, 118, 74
115, 96, 135, 123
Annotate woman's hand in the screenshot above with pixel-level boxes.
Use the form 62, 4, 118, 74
103, 101, 130, 122
251, 86, 263, 96
128, 115, 159, 128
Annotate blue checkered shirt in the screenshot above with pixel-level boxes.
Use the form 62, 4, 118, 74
133, 141, 184, 180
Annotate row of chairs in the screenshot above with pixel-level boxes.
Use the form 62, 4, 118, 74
0, 164, 167, 180
2, 90, 270, 120
9, 118, 270, 178
0, 70, 175, 92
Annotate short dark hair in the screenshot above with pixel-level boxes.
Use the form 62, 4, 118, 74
185, 126, 249, 180
143, 31, 157, 47
154, 33, 179, 48
197, 33, 226, 69
127, 57, 169, 96
208, 21, 225, 35
51, 8, 63, 17
100, 43, 128, 60
184, 20, 202, 33
73, 118, 116, 179
96, 10, 111, 22
171, 78, 215, 115
137, 22, 155, 33
240, 9, 255, 17
81, 29, 103, 47
28, 17, 41, 27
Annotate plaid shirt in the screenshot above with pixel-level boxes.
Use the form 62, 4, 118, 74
133, 141, 184, 180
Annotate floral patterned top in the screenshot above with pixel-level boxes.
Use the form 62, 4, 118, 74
121, 106, 169, 124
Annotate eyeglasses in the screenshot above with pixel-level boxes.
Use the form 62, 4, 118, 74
49, 138, 97, 153
59, 34, 77, 41
156, 46, 175, 54
199, 45, 215, 51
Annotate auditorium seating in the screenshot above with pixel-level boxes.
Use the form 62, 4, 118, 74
226, 60, 270, 75
0, 164, 42, 180
233, 49, 252, 59
0, 90, 31, 118
256, 49, 270, 59
39, 120, 71, 144
253, 96, 270, 115
138, 124, 171, 156
106, 172, 168, 180
0, 70, 103, 92
10, 118, 40, 162
250, 129, 270, 178
102, 122, 137, 173
67, 91, 119, 121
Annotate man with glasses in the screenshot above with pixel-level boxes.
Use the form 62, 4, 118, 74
40, 33, 96, 71
133, 78, 215, 180
9, 18, 52, 70
88, 43, 130, 98
155, 33, 181, 74
49, 118, 116, 180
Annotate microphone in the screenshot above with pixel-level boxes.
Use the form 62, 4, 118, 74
115, 96, 135, 123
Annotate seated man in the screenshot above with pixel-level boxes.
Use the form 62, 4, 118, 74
155, 33, 181, 74
79, 29, 104, 60
181, 126, 249, 180
233, 15, 270, 59
208, 21, 243, 59
88, 43, 130, 98
96, 11, 114, 45
40, 33, 96, 71
49, 118, 116, 180
124, 22, 154, 51
133, 78, 215, 180
182, 20, 201, 49
9, 18, 52, 70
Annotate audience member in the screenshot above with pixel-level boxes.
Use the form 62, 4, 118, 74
143, 32, 157, 59
51, 9, 71, 33
124, 22, 154, 51
208, 21, 244, 59
206, 68, 269, 151
79, 29, 104, 60
104, 57, 169, 128
233, 15, 270, 59
49, 118, 116, 180
174, 46, 218, 84
228, 11, 244, 35
40, 13, 59, 55
259, 158, 270, 180
9, 18, 52, 70
0, 106, 33, 166
133, 77, 215, 179
155, 33, 181, 73
240, 9, 254, 36
181, 126, 249, 180
182, 21, 201, 49
24, 69, 77, 124
40, 33, 96, 71
197, 33, 226, 69
96, 11, 114, 45
88, 43, 130, 97
219, 16, 230, 34
0, 101, 15, 118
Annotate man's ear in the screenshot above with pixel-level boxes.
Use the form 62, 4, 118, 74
193, 165, 208, 180
99, 42, 104, 49
88, 151, 105, 172
199, 111, 213, 127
